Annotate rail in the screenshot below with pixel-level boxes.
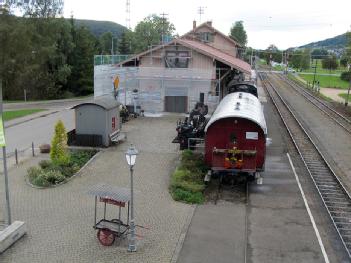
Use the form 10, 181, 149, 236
273, 73, 351, 134
259, 71, 351, 258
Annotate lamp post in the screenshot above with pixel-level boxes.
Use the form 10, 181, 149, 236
125, 144, 138, 252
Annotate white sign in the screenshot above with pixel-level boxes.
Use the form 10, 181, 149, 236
246, 132, 258, 140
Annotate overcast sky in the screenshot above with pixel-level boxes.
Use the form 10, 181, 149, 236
63, 0, 351, 49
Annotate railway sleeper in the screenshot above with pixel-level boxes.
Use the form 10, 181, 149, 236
339, 228, 351, 236
324, 197, 350, 203
330, 211, 351, 218
333, 217, 351, 224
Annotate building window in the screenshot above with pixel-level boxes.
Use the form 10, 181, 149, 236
197, 32, 214, 42
165, 51, 189, 68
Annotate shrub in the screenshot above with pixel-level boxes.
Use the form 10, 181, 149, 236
44, 170, 65, 184
172, 188, 204, 204
39, 160, 53, 170
341, 71, 351, 82
170, 151, 207, 204
27, 166, 65, 187
51, 120, 70, 165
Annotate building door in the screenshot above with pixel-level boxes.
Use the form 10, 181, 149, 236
165, 96, 188, 113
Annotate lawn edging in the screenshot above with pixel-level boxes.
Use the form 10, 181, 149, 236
26, 150, 102, 189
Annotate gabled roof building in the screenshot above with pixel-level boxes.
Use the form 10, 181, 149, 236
94, 21, 251, 113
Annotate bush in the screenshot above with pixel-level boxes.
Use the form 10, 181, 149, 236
170, 150, 207, 204
51, 120, 70, 165
27, 166, 65, 187
28, 149, 97, 187
39, 160, 54, 170
341, 71, 351, 82
172, 188, 204, 204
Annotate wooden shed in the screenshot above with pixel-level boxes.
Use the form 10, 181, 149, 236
71, 96, 121, 147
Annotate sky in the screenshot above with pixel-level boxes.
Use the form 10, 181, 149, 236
63, 0, 351, 50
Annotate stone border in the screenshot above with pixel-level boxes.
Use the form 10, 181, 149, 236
25, 150, 103, 189
170, 204, 196, 263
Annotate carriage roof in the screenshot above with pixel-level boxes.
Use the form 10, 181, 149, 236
205, 92, 267, 134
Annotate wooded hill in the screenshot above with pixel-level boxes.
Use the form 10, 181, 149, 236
299, 33, 347, 49
73, 19, 126, 38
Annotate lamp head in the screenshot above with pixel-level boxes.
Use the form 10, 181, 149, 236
125, 144, 138, 167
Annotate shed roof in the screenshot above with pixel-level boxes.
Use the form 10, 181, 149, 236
72, 96, 120, 110
88, 183, 130, 202
205, 92, 267, 134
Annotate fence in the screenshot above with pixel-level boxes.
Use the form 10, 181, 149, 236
0, 142, 39, 167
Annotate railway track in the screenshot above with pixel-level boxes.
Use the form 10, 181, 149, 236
259, 72, 351, 258
272, 73, 351, 134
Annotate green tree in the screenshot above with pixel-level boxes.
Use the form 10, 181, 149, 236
229, 21, 247, 47
51, 120, 70, 165
264, 44, 281, 64
132, 14, 175, 53
67, 24, 96, 95
99, 31, 113, 55
22, 0, 64, 18
322, 55, 338, 71
118, 31, 132, 54
290, 49, 310, 71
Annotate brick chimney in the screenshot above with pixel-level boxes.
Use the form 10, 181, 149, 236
193, 20, 196, 30
207, 21, 212, 27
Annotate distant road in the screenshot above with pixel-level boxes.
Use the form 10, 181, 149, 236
3, 97, 94, 154
3, 96, 93, 111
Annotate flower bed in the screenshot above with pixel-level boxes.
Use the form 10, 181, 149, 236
27, 149, 98, 187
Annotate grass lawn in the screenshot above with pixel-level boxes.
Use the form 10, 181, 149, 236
3, 109, 45, 121
298, 74, 350, 89
338, 93, 351, 102
301, 59, 347, 75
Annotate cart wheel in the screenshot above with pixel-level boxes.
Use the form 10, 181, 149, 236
97, 228, 115, 246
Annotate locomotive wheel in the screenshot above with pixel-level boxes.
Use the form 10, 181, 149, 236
97, 228, 115, 246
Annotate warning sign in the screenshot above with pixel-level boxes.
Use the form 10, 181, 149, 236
0, 115, 5, 147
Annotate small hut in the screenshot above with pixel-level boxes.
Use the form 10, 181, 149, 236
70, 96, 121, 147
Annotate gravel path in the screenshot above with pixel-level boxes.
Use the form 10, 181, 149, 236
320, 87, 349, 104
0, 116, 194, 263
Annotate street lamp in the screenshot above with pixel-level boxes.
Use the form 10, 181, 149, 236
125, 144, 138, 252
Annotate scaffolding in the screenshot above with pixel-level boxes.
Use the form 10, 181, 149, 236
94, 65, 218, 113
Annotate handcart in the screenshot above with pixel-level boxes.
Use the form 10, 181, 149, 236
88, 183, 131, 246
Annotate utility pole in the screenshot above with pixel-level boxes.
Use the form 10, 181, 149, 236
126, 0, 131, 29
160, 12, 168, 44
312, 60, 317, 91
0, 80, 11, 225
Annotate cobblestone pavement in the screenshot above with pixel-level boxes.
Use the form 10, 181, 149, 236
0, 116, 194, 263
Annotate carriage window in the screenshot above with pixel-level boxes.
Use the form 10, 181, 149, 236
230, 133, 237, 144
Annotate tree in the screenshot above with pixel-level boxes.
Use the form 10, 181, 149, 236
290, 49, 310, 71
132, 14, 175, 53
264, 44, 280, 65
229, 21, 247, 47
322, 55, 338, 71
51, 120, 70, 165
67, 24, 96, 95
118, 31, 132, 55
22, 0, 64, 18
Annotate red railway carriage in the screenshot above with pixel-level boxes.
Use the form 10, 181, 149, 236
204, 92, 267, 174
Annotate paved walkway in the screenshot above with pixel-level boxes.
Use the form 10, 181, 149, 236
0, 116, 194, 263
320, 88, 349, 104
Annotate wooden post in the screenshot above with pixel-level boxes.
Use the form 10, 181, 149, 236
15, 149, 18, 165
32, 142, 34, 157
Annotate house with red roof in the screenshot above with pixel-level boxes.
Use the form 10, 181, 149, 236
96, 21, 251, 113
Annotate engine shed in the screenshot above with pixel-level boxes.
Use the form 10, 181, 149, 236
71, 96, 121, 147
204, 92, 267, 174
